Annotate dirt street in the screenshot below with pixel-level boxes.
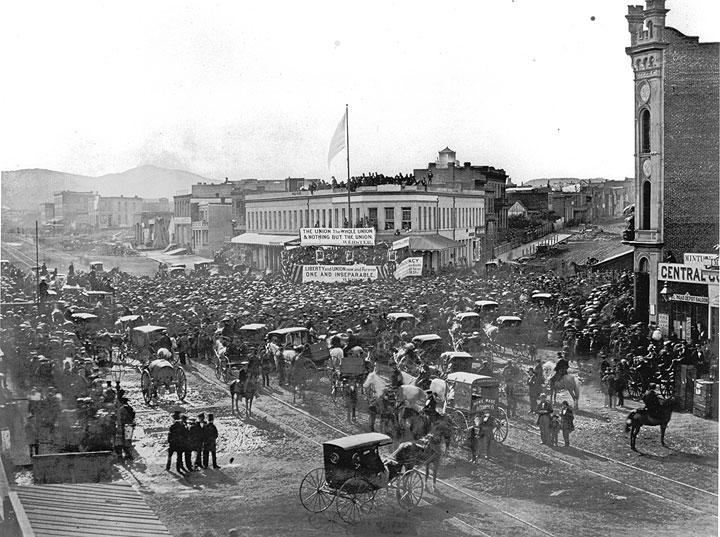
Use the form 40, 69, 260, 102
30, 347, 712, 537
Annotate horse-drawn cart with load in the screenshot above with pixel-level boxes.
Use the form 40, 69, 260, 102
140, 351, 187, 404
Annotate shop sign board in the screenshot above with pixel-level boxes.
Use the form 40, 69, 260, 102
659, 263, 719, 285
657, 313, 669, 337
683, 253, 719, 269
300, 228, 375, 246
302, 264, 378, 283
670, 293, 709, 304
394, 257, 423, 280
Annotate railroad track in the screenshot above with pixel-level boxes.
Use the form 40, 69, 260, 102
189, 363, 562, 537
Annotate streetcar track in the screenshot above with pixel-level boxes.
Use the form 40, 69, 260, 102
508, 421, 718, 517
190, 365, 559, 537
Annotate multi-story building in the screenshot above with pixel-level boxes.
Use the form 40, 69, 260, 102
53, 191, 95, 229
38, 203, 55, 226
236, 185, 486, 273
624, 0, 719, 338
414, 147, 510, 247
88, 195, 143, 229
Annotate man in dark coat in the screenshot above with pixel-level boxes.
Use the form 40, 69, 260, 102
202, 413, 220, 469
186, 417, 202, 471
166, 411, 187, 473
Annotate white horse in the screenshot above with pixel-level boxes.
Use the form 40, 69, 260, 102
544, 360, 580, 409
483, 322, 499, 341
362, 371, 426, 410
400, 371, 447, 406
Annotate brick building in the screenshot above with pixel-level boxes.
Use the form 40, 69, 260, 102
625, 0, 719, 339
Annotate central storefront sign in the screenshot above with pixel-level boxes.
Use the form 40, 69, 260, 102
302, 264, 378, 283
300, 228, 376, 246
659, 262, 719, 285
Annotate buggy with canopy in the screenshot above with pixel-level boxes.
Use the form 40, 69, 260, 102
299, 432, 425, 524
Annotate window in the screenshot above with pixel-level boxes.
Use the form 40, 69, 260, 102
401, 207, 411, 230
368, 207, 378, 228
642, 181, 651, 229
335, 209, 339, 228
640, 109, 651, 154
385, 207, 395, 230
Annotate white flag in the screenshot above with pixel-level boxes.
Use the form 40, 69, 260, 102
327, 111, 346, 168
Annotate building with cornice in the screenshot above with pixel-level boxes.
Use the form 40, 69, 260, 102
624, 0, 719, 339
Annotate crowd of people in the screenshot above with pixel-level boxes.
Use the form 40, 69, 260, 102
1, 250, 717, 466
304, 172, 421, 194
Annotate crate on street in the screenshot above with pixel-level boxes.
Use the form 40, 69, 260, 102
693, 380, 718, 419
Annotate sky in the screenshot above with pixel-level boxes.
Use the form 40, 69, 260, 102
1, 0, 718, 185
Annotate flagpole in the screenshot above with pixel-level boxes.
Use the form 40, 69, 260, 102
345, 104, 351, 227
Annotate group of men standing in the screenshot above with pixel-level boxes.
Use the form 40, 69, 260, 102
166, 411, 220, 473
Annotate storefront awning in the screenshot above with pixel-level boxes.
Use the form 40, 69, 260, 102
231, 233, 300, 246
397, 234, 464, 252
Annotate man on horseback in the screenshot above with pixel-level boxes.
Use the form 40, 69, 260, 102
642, 383, 662, 420
550, 352, 569, 387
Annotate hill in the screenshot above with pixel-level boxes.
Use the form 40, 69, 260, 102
1, 165, 213, 212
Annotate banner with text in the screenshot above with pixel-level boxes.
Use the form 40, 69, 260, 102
394, 257, 423, 280
302, 264, 378, 283
300, 228, 376, 246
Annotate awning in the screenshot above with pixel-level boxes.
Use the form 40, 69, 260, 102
231, 233, 300, 246
406, 234, 464, 252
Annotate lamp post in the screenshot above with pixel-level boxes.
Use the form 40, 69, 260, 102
660, 281, 671, 302
111, 360, 126, 461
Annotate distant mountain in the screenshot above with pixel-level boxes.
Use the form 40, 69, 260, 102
1, 165, 213, 212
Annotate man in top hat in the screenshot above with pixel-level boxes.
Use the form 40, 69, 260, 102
166, 411, 187, 473
202, 413, 220, 469
536, 393, 554, 445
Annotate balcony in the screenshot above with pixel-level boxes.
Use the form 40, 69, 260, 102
191, 220, 208, 231
622, 228, 662, 246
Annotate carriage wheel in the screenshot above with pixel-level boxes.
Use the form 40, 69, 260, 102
301, 359, 319, 389
299, 468, 334, 513
627, 371, 642, 400
221, 357, 233, 384
336, 477, 375, 524
493, 407, 509, 443
176, 367, 187, 401
330, 372, 341, 405
658, 379, 674, 399
449, 411, 467, 448
396, 469, 424, 511
141, 370, 152, 404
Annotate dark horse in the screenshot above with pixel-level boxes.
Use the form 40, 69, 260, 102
230, 369, 259, 417
400, 407, 453, 450
625, 398, 674, 451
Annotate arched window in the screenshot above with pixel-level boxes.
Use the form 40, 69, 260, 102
640, 109, 651, 154
639, 257, 649, 273
642, 181, 651, 229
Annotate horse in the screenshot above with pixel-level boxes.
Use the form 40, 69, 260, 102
399, 407, 453, 450
400, 370, 447, 404
544, 360, 580, 409
230, 369, 259, 417
386, 426, 451, 491
625, 398, 674, 451
363, 371, 426, 435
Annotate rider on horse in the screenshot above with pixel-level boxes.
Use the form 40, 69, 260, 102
550, 352, 569, 387
642, 383, 662, 420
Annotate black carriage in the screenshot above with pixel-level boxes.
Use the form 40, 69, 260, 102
445, 372, 509, 447
267, 327, 330, 387
330, 346, 367, 403
410, 334, 444, 367
299, 433, 425, 524
439, 351, 473, 375
215, 323, 268, 383
130, 325, 169, 363
474, 299, 499, 315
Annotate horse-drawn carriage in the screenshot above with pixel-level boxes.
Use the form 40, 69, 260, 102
474, 300, 499, 315
130, 325, 169, 363
140, 352, 187, 404
299, 433, 425, 524
267, 327, 330, 389
330, 346, 368, 403
403, 334, 444, 372
438, 351, 473, 376
215, 323, 267, 383
444, 372, 509, 446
